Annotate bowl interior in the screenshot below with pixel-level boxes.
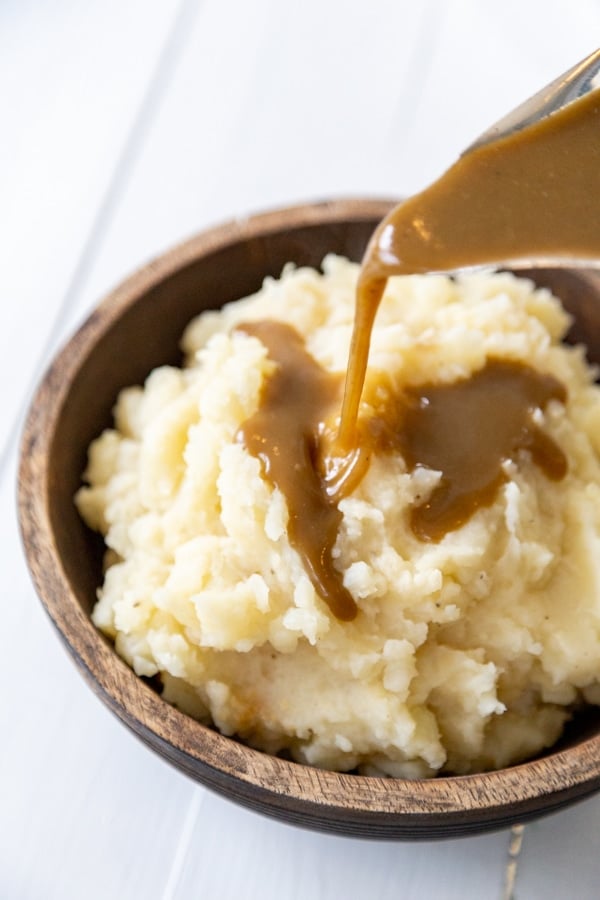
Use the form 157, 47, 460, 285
21, 200, 600, 839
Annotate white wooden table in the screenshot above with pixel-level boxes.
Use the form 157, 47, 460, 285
3, 3, 600, 897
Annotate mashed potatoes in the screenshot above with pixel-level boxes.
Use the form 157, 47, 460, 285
76, 256, 600, 777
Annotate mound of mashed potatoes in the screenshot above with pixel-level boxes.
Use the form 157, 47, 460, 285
76, 256, 600, 777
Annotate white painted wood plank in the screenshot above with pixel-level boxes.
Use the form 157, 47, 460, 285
54, 0, 442, 338
0, 0, 184, 456
56, 0, 600, 346
512, 799, 600, 899
168, 791, 509, 900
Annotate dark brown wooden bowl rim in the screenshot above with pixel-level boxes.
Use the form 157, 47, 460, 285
17, 198, 600, 838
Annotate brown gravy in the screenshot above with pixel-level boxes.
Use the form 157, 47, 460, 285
237, 320, 358, 621
383, 359, 567, 542
239, 324, 567, 616
238, 88, 599, 620
339, 88, 600, 446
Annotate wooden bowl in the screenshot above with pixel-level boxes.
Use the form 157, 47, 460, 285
18, 199, 600, 839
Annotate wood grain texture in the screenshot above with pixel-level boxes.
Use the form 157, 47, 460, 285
18, 199, 600, 840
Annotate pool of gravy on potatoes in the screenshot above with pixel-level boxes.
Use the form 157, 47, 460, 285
238, 88, 600, 622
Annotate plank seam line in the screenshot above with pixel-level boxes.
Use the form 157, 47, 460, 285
160, 788, 206, 900
382, 0, 447, 153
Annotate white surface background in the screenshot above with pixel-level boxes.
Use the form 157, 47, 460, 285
3, 2, 600, 897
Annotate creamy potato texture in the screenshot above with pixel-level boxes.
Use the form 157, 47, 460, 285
76, 257, 600, 776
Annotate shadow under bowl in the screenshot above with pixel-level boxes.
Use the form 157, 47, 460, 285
17, 198, 600, 839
